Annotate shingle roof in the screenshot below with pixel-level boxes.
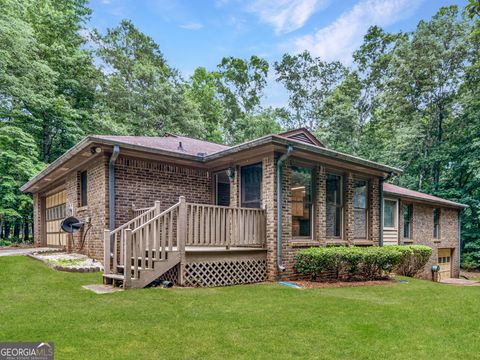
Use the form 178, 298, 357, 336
383, 183, 467, 209
93, 134, 229, 156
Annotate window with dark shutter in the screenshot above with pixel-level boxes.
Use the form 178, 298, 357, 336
80, 171, 88, 207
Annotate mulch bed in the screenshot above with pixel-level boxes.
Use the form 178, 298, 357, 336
292, 278, 395, 289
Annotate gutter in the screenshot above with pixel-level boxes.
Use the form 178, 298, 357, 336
379, 172, 395, 246
276, 144, 293, 273
108, 145, 120, 231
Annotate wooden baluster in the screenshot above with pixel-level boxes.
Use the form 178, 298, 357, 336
188, 205, 193, 245
206, 207, 210, 245
161, 216, 166, 260
140, 227, 146, 271
124, 229, 132, 288
148, 223, 153, 269
168, 210, 173, 252
119, 231, 124, 266
104, 230, 111, 275
200, 206, 205, 245
154, 216, 159, 261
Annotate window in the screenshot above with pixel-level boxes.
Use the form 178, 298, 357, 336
326, 174, 342, 237
354, 180, 368, 239
215, 171, 230, 206
241, 163, 262, 208
80, 171, 88, 207
433, 208, 440, 239
403, 204, 413, 239
383, 200, 397, 228
291, 166, 313, 237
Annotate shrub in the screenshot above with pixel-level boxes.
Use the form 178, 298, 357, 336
295, 246, 403, 281
295, 245, 432, 281
390, 245, 432, 277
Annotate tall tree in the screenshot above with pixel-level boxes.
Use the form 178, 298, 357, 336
92, 20, 204, 138
274, 51, 346, 131
185, 67, 225, 143
216, 56, 269, 143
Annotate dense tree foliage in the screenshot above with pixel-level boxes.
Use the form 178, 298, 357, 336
1, 1, 479, 269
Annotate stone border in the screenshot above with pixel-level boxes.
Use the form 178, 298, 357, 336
27, 253, 103, 273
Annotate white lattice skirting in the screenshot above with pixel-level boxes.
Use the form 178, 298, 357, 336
184, 259, 266, 287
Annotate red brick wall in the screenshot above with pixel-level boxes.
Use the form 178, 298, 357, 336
66, 157, 109, 260
114, 156, 213, 228
399, 202, 460, 279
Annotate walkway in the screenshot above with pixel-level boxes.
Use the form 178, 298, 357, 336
0, 247, 53, 257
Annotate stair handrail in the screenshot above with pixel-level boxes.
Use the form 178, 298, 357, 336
124, 197, 185, 283
131, 202, 180, 234
104, 201, 160, 275
111, 201, 160, 236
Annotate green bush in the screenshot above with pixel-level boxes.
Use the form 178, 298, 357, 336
295, 245, 432, 281
390, 245, 432, 277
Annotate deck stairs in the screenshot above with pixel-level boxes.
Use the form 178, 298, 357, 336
103, 199, 185, 289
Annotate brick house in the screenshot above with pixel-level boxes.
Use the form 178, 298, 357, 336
21, 128, 466, 288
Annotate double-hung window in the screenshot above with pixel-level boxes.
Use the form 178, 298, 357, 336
354, 180, 368, 239
403, 204, 413, 239
433, 208, 440, 239
326, 174, 342, 238
383, 200, 397, 229
240, 163, 262, 208
291, 166, 313, 238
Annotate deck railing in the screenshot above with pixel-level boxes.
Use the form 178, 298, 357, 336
104, 197, 267, 280
186, 204, 266, 247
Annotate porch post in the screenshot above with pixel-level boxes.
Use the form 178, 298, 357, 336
177, 196, 187, 285
154, 200, 161, 215
344, 172, 355, 245
104, 229, 111, 275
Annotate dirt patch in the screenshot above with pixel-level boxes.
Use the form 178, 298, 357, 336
292, 278, 395, 289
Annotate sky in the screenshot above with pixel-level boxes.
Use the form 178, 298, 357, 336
88, 0, 466, 107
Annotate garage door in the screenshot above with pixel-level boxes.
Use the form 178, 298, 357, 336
438, 248, 452, 281
45, 190, 67, 246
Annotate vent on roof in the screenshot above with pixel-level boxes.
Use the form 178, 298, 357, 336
177, 141, 184, 151
279, 128, 325, 147
288, 133, 317, 145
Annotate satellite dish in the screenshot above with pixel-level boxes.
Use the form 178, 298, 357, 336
61, 217, 84, 234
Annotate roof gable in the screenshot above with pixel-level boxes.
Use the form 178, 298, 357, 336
279, 128, 325, 147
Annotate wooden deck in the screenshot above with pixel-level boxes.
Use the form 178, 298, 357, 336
104, 197, 267, 289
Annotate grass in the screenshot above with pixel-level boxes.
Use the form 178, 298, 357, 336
1, 257, 479, 360
49, 258, 85, 267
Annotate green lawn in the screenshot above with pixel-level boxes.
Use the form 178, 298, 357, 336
0, 257, 479, 360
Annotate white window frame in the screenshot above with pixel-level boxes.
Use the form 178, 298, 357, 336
383, 198, 398, 230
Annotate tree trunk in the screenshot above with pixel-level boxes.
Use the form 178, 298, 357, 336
13, 221, 20, 241
4, 222, 10, 239
23, 220, 30, 243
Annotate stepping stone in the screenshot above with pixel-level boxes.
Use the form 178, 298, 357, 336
82, 284, 124, 294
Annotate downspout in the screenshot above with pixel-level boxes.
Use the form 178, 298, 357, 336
108, 145, 120, 231
379, 172, 394, 247
458, 210, 462, 276
276, 144, 293, 272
